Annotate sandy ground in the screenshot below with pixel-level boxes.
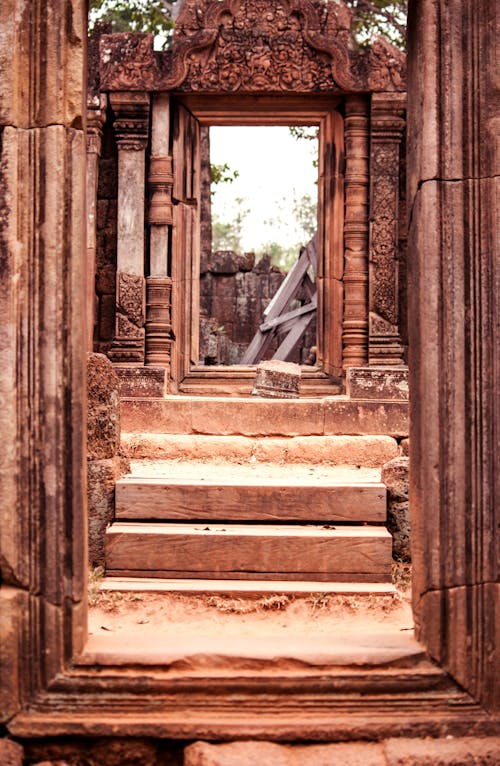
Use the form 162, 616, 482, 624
87, 566, 414, 666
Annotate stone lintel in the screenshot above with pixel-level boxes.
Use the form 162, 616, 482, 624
347, 366, 409, 401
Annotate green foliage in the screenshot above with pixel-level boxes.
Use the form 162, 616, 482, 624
89, 0, 175, 43
255, 242, 298, 272
346, 0, 407, 49
89, 0, 407, 51
294, 192, 317, 241
211, 198, 249, 252
210, 163, 239, 190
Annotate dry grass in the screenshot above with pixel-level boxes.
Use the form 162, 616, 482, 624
88, 563, 413, 618
206, 594, 291, 614
392, 560, 412, 595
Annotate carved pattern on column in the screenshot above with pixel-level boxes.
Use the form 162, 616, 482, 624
111, 91, 149, 151
147, 155, 173, 226
369, 92, 406, 364
109, 272, 146, 362
146, 153, 174, 365
342, 95, 370, 371
145, 277, 173, 366
108, 92, 149, 363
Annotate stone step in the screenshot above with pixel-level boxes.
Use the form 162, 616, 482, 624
178, 378, 342, 397
99, 577, 396, 596
120, 395, 408, 438
115, 463, 387, 522
105, 522, 392, 582
121, 434, 399, 467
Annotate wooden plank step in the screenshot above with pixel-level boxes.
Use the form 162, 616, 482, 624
99, 577, 397, 596
115, 476, 387, 522
105, 523, 392, 582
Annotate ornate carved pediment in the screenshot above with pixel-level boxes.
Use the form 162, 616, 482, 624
100, 0, 405, 93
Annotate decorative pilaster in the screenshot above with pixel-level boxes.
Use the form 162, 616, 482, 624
108, 91, 149, 363
368, 92, 406, 364
342, 95, 370, 370
146, 93, 173, 367
86, 93, 107, 350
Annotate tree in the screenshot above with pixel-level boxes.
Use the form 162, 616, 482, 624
346, 0, 407, 49
88, 0, 177, 45
211, 198, 249, 252
89, 1, 407, 51
210, 163, 239, 194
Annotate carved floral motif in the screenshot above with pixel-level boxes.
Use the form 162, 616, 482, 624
368, 93, 405, 365
99, 0, 406, 93
116, 272, 145, 328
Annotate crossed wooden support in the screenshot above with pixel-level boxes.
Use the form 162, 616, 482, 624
241, 234, 317, 364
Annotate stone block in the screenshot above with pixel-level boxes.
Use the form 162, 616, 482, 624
323, 400, 409, 438
347, 366, 409, 400
87, 353, 120, 459
87, 455, 129, 567
384, 736, 500, 765
99, 294, 116, 341
253, 254, 273, 274
208, 250, 240, 274
115, 366, 167, 398
381, 456, 410, 561
26, 738, 159, 766
98, 155, 118, 199
0, 739, 23, 766
240, 252, 255, 271
184, 741, 386, 766
0, 590, 31, 722
96, 264, 116, 295
252, 360, 301, 399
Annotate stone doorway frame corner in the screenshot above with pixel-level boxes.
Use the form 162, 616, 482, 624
0, 0, 498, 741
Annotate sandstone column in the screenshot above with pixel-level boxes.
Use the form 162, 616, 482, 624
368, 92, 406, 365
0, 0, 88, 718
86, 94, 107, 350
108, 91, 150, 364
407, 0, 498, 711
342, 95, 370, 370
146, 92, 173, 367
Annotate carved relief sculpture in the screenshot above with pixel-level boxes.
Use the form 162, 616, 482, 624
108, 91, 150, 364
368, 92, 406, 365
99, 0, 406, 94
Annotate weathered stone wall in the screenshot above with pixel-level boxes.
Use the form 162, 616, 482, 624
2, 735, 499, 766
87, 353, 130, 566
199, 251, 316, 365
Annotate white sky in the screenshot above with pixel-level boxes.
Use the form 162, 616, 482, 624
210, 126, 318, 251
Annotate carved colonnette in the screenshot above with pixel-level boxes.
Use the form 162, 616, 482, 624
146, 93, 174, 368
107, 91, 149, 364
368, 92, 406, 365
86, 96, 107, 349
342, 95, 370, 370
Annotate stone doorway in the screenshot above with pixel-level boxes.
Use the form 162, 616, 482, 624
169, 96, 345, 391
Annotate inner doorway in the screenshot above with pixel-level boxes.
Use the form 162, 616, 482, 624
200, 125, 319, 368
170, 96, 344, 392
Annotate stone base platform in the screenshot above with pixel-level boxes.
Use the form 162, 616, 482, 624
184, 738, 500, 765
347, 366, 409, 401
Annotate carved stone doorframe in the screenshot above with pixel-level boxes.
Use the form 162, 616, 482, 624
167, 94, 345, 387
1, 0, 497, 742
97, 0, 407, 390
